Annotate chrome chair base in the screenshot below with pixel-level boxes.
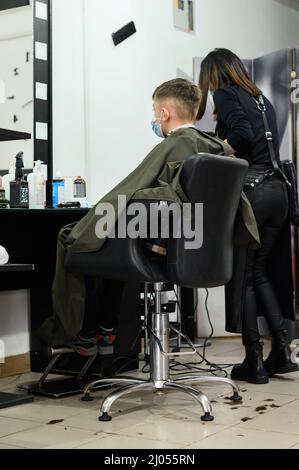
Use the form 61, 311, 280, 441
82, 375, 241, 422
81, 283, 242, 422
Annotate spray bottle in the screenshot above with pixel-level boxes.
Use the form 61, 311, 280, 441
2, 161, 15, 202
10, 152, 29, 208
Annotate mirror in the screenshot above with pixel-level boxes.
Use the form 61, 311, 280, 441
0, 0, 52, 179
0, 1, 33, 171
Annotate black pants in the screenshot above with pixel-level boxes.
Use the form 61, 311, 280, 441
82, 277, 125, 334
242, 174, 289, 346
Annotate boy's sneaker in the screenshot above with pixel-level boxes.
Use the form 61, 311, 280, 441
68, 333, 99, 356
96, 327, 116, 356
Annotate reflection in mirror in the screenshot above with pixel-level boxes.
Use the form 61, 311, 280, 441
0, 1, 33, 171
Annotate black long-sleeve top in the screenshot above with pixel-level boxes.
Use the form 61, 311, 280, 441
213, 85, 281, 166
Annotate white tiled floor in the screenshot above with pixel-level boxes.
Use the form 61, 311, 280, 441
0, 338, 299, 449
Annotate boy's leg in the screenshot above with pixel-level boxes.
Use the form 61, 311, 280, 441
97, 279, 125, 355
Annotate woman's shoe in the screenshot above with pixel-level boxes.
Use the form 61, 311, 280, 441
264, 330, 299, 376
231, 342, 269, 384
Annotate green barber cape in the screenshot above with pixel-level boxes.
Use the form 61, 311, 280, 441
68, 127, 259, 253
38, 127, 259, 346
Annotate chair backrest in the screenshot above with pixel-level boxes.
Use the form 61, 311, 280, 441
65, 153, 248, 287
167, 153, 248, 288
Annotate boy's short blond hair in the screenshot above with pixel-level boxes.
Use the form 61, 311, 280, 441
153, 79, 201, 121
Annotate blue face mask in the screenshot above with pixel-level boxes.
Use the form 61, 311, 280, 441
151, 112, 165, 138
209, 89, 215, 98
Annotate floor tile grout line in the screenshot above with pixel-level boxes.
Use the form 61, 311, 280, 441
71, 432, 185, 449
92, 420, 236, 447
236, 423, 299, 436
0, 427, 103, 449
235, 389, 299, 397
150, 396, 299, 428
0, 407, 95, 424
2, 393, 297, 436
0, 422, 47, 440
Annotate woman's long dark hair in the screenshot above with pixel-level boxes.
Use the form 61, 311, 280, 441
197, 48, 261, 120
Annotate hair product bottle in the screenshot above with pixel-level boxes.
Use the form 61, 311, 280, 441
9, 152, 29, 208
2, 161, 15, 203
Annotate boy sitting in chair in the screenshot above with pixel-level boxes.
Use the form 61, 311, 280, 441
38, 79, 257, 355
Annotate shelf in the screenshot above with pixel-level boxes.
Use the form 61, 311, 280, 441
0, 128, 31, 142
0, 208, 89, 215
0, 263, 34, 272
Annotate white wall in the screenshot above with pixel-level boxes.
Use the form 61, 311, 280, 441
53, 0, 299, 203
0, 4, 32, 41
51, 0, 86, 182
0, 291, 30, 358
52, 0, 299, 337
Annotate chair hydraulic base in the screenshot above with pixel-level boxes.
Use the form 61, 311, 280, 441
82, 283, 242, 422
19, 347, 110, 398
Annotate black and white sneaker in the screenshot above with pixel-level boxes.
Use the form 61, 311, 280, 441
68, 334, 98, 356
96, 326, 116, 356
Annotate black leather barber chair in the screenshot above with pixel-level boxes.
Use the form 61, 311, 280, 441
65, 153, 249, 422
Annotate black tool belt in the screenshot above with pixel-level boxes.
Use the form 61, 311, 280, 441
244, 164, 276, 188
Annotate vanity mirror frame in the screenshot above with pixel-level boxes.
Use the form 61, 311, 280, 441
33, 0, 53, 178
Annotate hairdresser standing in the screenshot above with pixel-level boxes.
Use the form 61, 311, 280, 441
198, 48, 298, 384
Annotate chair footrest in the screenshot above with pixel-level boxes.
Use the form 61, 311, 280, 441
19, 376, 110, 398
0, 392, 33, 409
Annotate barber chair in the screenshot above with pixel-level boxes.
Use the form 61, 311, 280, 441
65, 153, 249, 422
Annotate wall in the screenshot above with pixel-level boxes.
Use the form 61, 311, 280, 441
53, 0, 299, 204
0, 4, 32, 41
51, 0, 86, 183
52, 0, 299, 337
0, 291, 30, 359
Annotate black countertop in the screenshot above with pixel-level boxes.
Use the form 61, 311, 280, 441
0, 208, 89, 215
0, 264, 34, 272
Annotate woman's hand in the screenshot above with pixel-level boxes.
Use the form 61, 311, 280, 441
224, 139, 236, 154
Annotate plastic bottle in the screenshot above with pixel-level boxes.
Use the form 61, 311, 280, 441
0, 176, 9, 208
27, 163, 37, 209
52, 171, 65, 208
2, 161, 15, 202
40, 163, 48, 182
73, 176, 86, 198
34, 160, 46, 209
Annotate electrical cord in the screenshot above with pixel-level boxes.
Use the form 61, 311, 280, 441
110, 323, 146, 375
171, 287, 235, 377
140, 287, 231, 377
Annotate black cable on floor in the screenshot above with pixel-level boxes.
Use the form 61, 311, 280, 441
172, 288, 235, 377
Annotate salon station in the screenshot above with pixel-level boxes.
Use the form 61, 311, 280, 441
0, 0, 299, 452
